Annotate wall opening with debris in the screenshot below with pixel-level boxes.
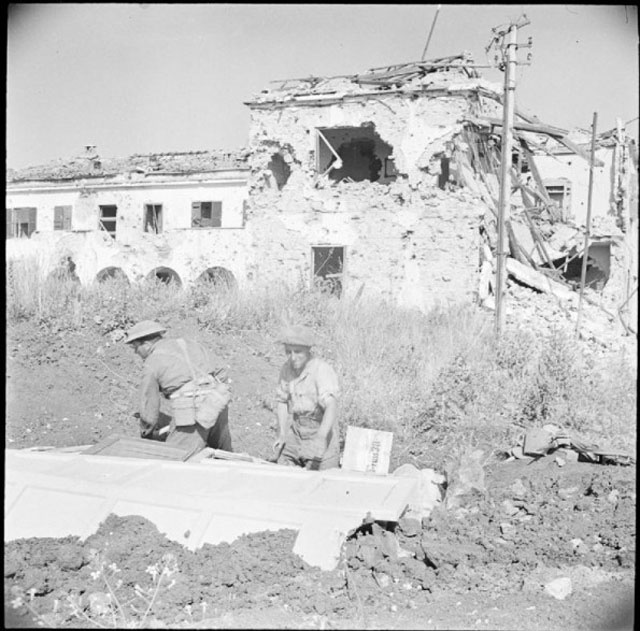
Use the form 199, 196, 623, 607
317, 125, 394, 184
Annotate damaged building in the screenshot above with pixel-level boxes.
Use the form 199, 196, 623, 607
5, 53, 638, 331
6, 147, 250, 287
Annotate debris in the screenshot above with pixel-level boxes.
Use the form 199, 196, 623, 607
544, 576, 572, 600
522, 428, 555, 457
510, 478, 528, 500
445, 449, 486, 510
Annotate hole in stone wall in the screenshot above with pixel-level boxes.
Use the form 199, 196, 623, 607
317, 125, 395, 184
147, 267, 182, 286
96, 267, 129, 283
545, 243, 611, 291
267, 153, 291, 190
196, 267, 237, 290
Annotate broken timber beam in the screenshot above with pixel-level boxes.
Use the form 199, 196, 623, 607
506, 258, 574, 301
469, 116, 606, 167
516, 137, 562, 222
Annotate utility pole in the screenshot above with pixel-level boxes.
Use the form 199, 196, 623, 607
575, 112, 598, 336
421, 4, 442, 61
492, 16, 531, 338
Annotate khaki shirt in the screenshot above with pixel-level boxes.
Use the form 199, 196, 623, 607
275, 357, 340, 432
139, 337, 225, 428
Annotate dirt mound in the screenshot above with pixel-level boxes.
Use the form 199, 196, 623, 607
5, 456, 634, 628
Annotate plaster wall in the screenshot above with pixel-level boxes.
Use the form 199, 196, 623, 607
246, 93, 486, 311
6, 176, 250, 285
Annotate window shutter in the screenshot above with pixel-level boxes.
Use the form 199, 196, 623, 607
63, 206, 72, 230
6, 208, 13, 239
54, 206, 64, 230
29, 208, 37, 234
212, 202, 222, 227
191, 202, 201, 227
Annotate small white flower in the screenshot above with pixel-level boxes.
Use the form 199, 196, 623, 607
11, 597, 24, 608
145, 565, 159, 580
90, 570, 101, 580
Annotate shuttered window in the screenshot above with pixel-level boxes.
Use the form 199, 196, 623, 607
53, 205, 73, 230
191, 201, 222, 228
6, 207, 37, 239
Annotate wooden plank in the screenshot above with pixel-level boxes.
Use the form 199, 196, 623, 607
517, 138, 560, 221
555, 135, 605, 167
519, 188, 559, 269
82, 434, 194, 461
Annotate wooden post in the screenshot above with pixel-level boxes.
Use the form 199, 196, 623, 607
576, 112, 598, 336
495, 25, 518, 338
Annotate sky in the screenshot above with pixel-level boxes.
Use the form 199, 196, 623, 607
6, 4, 639, 169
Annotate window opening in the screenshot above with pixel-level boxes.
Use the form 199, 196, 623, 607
144, 204, 163, 233
543, 179, 572, 221
312, 246, 344, 297
192, 201, 222, 228
316, 126, 395, 184
53, 206, 72, 231
6, 207, 37, 239
99, 205, 117, 239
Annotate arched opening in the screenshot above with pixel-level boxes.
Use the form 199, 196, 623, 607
196, 267, 236, 290
96, 267, 129, 284
48, 256, 80, 283
146, 267, 182, 286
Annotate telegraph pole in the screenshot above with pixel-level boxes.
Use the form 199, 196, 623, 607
493, 16, 531, 338
575, 112, 598, 336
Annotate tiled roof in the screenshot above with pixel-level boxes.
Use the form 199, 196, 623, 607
7, 149, 250, 183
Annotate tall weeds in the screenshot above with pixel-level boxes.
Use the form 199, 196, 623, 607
6, 261, 636, 464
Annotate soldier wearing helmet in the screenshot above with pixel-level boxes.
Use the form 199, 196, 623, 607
125, 320, 232, 453
273, 324, 341, 470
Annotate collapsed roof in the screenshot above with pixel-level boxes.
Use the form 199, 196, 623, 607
246, 53, 503, 105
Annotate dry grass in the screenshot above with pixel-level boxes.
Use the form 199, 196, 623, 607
6, 262, 636, 468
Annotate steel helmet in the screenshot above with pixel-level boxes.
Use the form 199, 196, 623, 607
124, 320, 166, 344
278, 324, 316, 348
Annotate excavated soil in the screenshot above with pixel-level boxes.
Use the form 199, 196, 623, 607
5, 457, 635, 629
5, 317, 636, 629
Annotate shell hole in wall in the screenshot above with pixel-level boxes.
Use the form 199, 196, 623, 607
146, 267, 182, 287
267, 153, 291, 190
317, 125, 395, 185
544, 242, 611, 291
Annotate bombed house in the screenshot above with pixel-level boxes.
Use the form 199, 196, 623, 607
5, 54, 638, 329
